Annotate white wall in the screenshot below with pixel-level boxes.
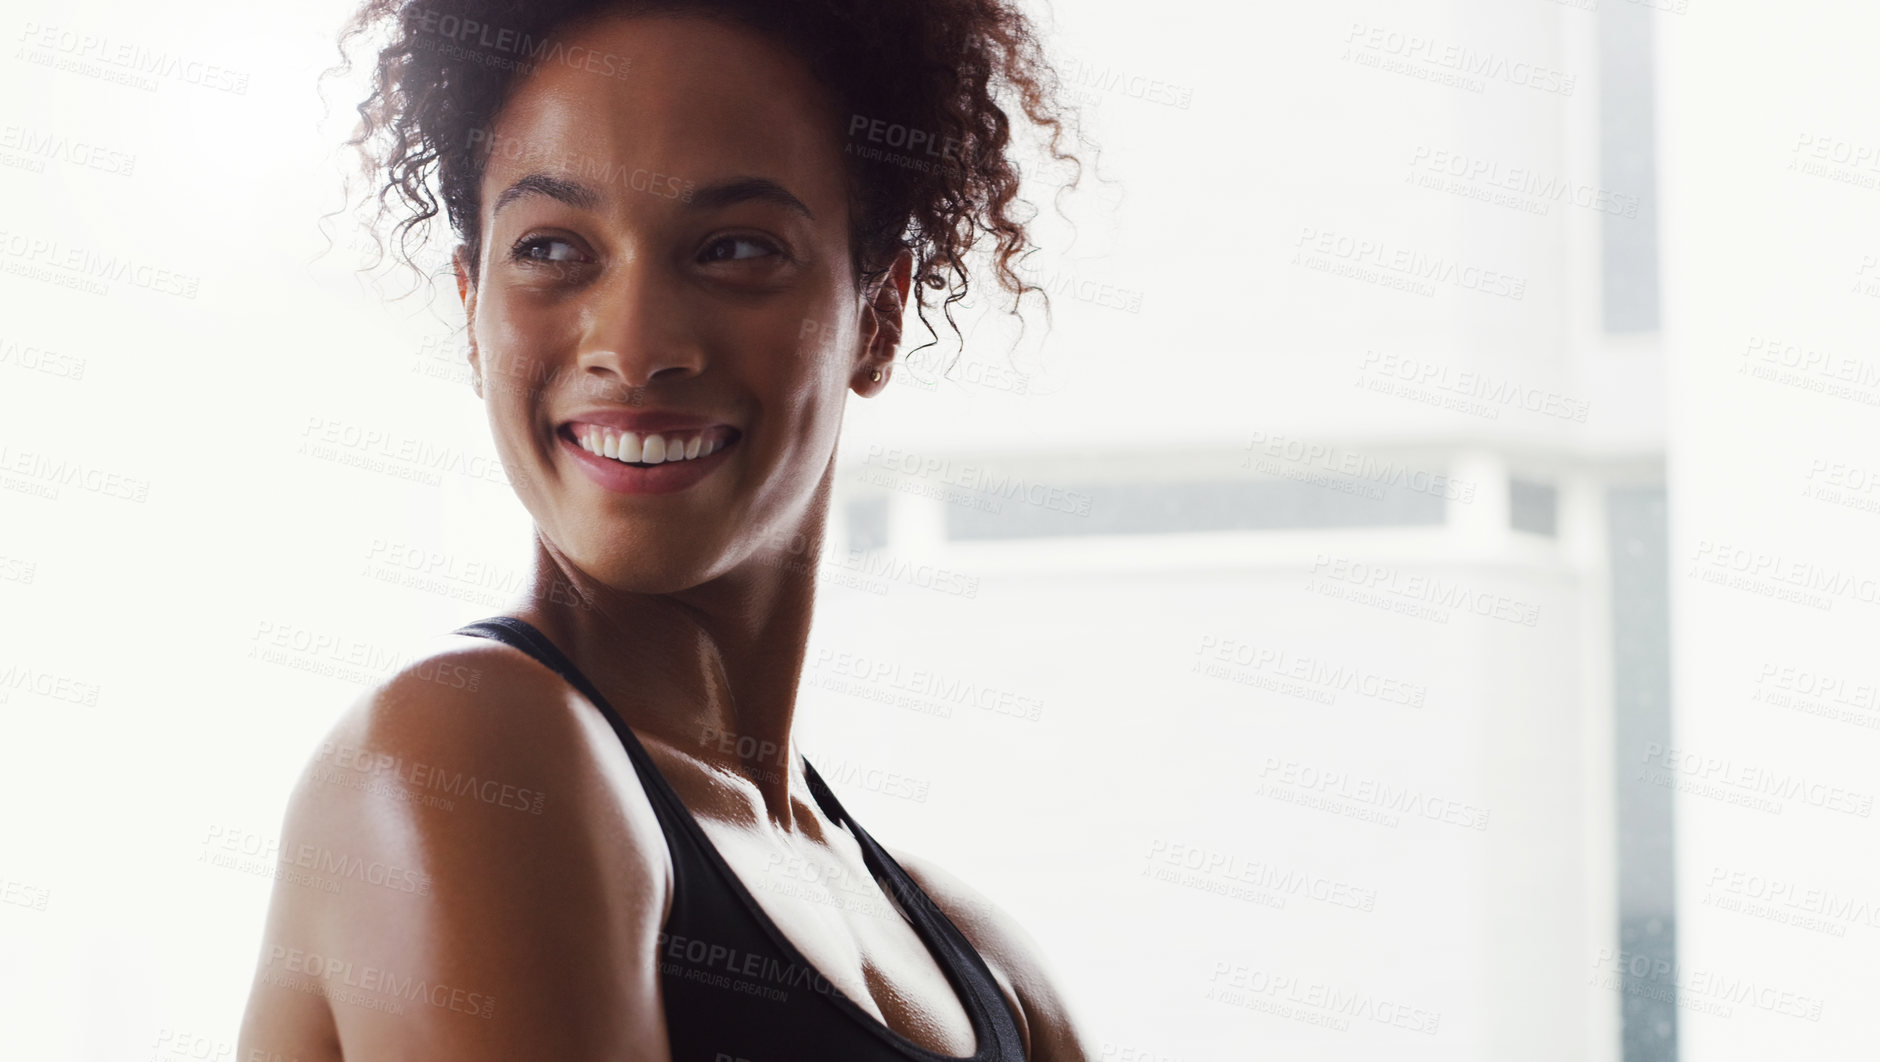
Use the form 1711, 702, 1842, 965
19, 0, 1865, 1059
1660, 2, 1880, 1057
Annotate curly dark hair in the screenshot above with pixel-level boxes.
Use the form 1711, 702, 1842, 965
327, 0, 1099, 366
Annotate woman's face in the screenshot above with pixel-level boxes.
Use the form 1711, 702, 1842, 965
456, 13, 906, 594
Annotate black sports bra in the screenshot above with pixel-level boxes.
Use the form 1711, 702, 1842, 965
450, 615, 1028, 1061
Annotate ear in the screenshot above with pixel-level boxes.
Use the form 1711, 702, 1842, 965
854, 248, 915, 397
452, 244, 483, 400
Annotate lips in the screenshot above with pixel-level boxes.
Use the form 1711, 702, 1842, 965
558, 408, 733, 433
564, 421, 741, 466
555, 422, 741, 495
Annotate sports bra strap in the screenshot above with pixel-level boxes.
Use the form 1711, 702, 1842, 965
447, 614, 1025, 1061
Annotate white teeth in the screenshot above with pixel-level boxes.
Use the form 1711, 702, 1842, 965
576, 425, 730, 466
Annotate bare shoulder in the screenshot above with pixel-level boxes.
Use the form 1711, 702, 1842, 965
312, 632, 632, 812
299, 632, 669, 897
883, 844, 1097, 1062
238, 633, 672, 1061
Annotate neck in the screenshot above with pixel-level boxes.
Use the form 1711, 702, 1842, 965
506, 481, 833, 827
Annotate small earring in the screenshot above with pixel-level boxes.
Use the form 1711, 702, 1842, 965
869, 368, 884, 383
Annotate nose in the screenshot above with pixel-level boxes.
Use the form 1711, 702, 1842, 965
573, 256, 707, 390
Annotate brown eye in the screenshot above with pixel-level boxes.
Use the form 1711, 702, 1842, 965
511, 236, 589, 264
701, 235, 782, 263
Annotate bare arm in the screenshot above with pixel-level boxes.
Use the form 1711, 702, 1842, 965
886, 845, 1099, 1062
238, 642, 674, 1061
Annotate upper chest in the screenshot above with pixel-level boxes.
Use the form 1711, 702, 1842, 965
643, 747, 984, 1056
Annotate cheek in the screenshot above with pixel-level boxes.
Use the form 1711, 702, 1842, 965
743, 303, 854, 425
475, 293, 577, 407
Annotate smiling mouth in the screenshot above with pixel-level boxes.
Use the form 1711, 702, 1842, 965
561, 423, 742, 466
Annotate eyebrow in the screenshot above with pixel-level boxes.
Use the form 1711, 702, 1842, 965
490, 171, 815, 221
686, 176, 815, 221
492, 173, 601, 215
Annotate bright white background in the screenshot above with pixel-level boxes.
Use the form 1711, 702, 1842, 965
1, 0, 1875, 1059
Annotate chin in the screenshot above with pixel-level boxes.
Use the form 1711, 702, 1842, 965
569, 539, 731, 597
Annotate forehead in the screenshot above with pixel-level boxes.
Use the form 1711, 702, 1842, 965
480, 14, 847, 213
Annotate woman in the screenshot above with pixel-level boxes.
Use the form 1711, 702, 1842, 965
238, 1, 1095, 1058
